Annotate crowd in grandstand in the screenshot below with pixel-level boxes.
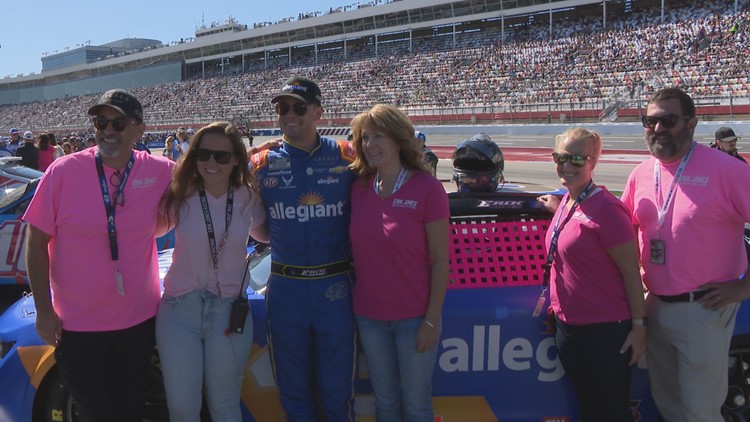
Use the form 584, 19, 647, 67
0, 0, 747, 133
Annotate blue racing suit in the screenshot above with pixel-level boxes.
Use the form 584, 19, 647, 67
251, 135, 356, 421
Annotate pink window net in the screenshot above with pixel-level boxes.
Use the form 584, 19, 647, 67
448, 216, 551, 289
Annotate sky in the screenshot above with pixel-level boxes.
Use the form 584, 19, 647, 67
0, 0, 357, 79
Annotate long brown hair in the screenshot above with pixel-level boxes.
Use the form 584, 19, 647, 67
162, 121, 258, 225
38, 133, 51, 151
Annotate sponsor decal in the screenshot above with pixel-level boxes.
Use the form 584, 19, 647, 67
269, 192, 346, 222
317, 176, 340, 185
269, 157, 291, 171
392, 198, 417, 209
314, 155, 339, 165
571, 210, 591, 223
477, 200, 524, 209
283, 83, 307, 93
280, 175, 295, 189
131, 177, 158, 189
263, 178, 279, 188
301, 268, 327, 277
439, 325, 564, 382
325, 281, 348, 301
680, 175, 709, 186
267, 170, 292, 176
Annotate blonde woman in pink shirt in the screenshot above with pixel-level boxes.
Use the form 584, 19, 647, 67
538, 127, 646, 422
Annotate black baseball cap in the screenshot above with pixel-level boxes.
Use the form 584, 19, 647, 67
271, 77, 322, 105
88, 89, 144, 123
715, 127, 740, 142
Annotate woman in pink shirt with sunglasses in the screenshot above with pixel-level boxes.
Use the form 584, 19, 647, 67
537, 127, 646, 422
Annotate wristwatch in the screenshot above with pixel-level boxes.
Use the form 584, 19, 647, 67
632, 317, 648, 326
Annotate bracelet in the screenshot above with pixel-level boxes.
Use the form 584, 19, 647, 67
631, 317, 648, 326
423, 319, 436, 328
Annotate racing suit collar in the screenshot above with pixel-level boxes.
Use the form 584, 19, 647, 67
282, 133, 321, 155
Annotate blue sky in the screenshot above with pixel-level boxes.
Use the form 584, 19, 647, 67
0, 0, 355, 79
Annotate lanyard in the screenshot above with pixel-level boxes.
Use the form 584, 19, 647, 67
373, 167, 408, 196
95, 153, 135, 296
653, 141, 695, 232
198, 184, 234, 274
533, 180, 594, 317
95, 153, 135, 261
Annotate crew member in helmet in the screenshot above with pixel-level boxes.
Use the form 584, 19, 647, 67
452, 133, 504, 192
415, 130, 439, 176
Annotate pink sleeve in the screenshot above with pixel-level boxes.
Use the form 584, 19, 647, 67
22, 165, 60, 235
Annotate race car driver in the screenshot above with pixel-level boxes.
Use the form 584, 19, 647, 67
452, 133, 505, 192
249, 76, 356, 421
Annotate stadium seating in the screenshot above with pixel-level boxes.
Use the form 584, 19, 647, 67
1, 0, 747, 133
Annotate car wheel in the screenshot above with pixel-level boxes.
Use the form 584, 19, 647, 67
33, 350, 172, 422
724, 335, 750, 421
32, 367, 79, 422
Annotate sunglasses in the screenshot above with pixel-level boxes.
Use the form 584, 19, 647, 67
552, 152, 591, 167
92, 116, 139, 132
196, 148, 233, 164
640, 114, 691, 129
275, 102, 310, 116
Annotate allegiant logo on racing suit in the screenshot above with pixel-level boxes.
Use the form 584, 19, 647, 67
268, 192, 345, 222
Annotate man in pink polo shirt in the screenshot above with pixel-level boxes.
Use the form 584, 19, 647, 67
622, 87, 750, 421
23, 89, 174, 422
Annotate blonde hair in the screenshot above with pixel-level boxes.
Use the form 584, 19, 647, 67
349, 104, 428, 179
554, 127, 602, 165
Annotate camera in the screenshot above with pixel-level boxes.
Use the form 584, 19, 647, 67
228, 297, 249, 334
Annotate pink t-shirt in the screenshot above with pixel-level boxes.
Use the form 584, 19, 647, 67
23, 148, 174, 331
621, 143, 750, 295
546, 188, 635, 325
162, 186, 266, 298
350, 171, 449, 320
38, 147, 55, 172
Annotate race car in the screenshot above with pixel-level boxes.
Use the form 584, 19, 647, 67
0, 157, 44, 285
1, 187, 750, 421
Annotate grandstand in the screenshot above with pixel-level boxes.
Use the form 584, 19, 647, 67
0, 0, 748, 134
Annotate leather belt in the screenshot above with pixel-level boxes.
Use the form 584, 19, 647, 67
656, 289, 711, 303
271, 260, 351, 279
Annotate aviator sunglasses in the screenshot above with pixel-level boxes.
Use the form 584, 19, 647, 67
196, 148, 233, 164
552, 152, 591, 167
640, 114, 691, 129
275, 102, 310, 116
92, 116, 139, 132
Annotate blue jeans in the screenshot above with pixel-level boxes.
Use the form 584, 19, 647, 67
356, 315, 437, 422
156, 290, 253, 422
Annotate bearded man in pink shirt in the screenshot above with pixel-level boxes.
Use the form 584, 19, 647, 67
622, 87, 750, 421
23, 89, 174, 422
